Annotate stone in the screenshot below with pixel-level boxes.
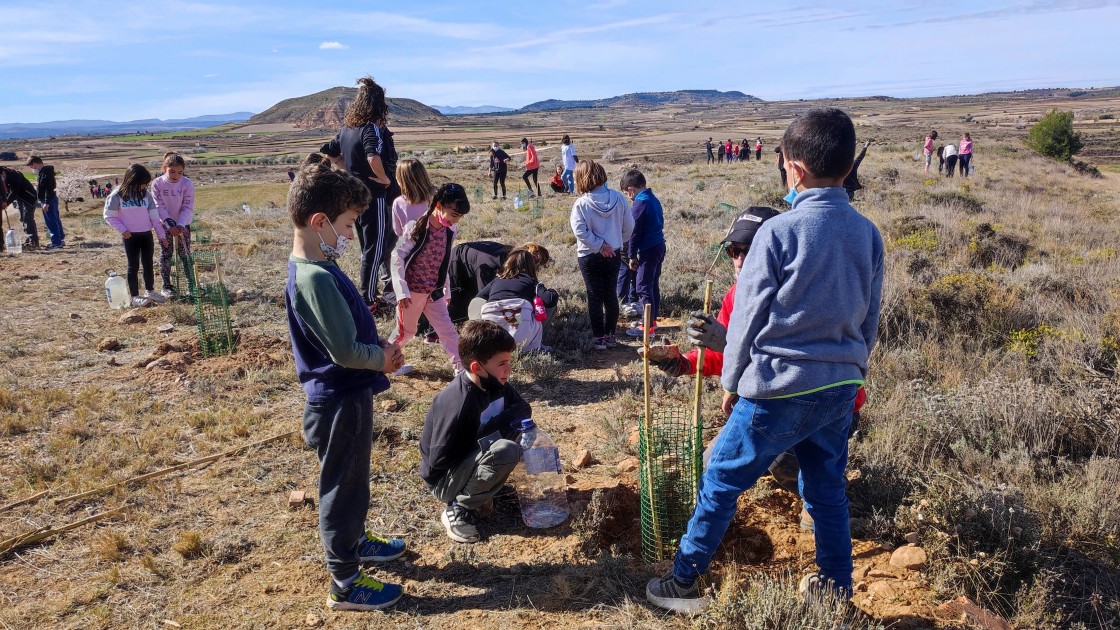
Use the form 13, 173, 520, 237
304, 613, 322, 627
617, 457, 639, 473
867, 581, 897, 599
98, 337, 121, 352
119, 312, 146, 325
157, 324, 175, 333
937, 596, 1013, 630
904, 531, 920, 544
69, 312, 81, 320
628, 429, 640, 448
889, 545, 927, 571
564, 474, 577, 486
855, 581, 868, 592
380, 399, 397, 412
288, 490, 312, 510
572, 449, 594, 469
145, 357, 172, 371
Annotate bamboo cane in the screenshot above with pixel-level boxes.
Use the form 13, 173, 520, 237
0, 505, 127, 557
53, 429, 298, 505
641, 303, 664, 557
0, 489, 49, 514
691, 281, 714, 497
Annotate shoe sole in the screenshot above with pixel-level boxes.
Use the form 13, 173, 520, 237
646, 580, 708, 614
440, 510, 479, 543
359, 547, 406, 562
326, 591, 403, 611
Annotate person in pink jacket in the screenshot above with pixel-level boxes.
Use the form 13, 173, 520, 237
520, 138, 542, 197
958, 133, 973, 177
104, 164, 167, 307
152, 152, 195, 298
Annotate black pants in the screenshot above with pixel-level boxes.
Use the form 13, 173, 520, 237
522, 168, 540, 195
492, 170, 507, 198
578, 253, 622, 338
377, 184, 401, 304
779, 167, 787, 188
355, 185, 389, 304
16, 201, 39, 246
123, 231, 155, 296
706, 151, 714, 164
756, 149, 762, 160
944, 155, 958, 178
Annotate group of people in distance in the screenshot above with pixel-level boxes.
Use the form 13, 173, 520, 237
706, 136, 765, 164
923, 129, 975, 177
278, 78, 883, 616
0, 156, 65, 252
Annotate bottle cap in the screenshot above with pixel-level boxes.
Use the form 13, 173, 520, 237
516, 418, 536, 432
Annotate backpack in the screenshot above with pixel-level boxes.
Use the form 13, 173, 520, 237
478, 298, 543, 352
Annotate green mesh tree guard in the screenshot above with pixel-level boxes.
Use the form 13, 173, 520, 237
718, 202, 738, 212
187, 248, 236, 357
192, 226, 213, 244
169, 243, 199, 302
531, 196, 544, 219
471, 184, 485, 204
638, 407, 702, 563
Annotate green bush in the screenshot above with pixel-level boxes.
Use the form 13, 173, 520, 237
1026, 110, 1083, 161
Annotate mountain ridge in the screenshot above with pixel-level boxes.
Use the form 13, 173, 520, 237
0, 113, 254, 139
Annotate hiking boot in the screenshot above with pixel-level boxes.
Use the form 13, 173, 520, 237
327, 569, 403, 611
144, 290, 167, 304
356, 530, 406, 562
440, 503, 479, 543
592, 336, 608, 351
646, 571, 708, 614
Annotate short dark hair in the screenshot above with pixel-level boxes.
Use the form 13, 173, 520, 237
287, 154, 370, 226
780, 108, 856, 180
459, 320, 516, 366
26, 156, 43, 166
619, 168, 646, 190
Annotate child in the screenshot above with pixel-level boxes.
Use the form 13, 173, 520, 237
391, 159, 435, 239
924, 130, 938, 173
104, 164, 168, 307
548, 165, 565, 193
569, 159, 634, 351
619, 169, 666, 337
152, 152, 196, 298
390, 182, 470, 375
419, 320, 529, 543
647, 108, 883, 613
284, 154, 407, 611
521, 138, 541, 197
488, 141, 511, 200
26, 156, 64, 248
476, 247, 560, 352
755, 136, 763, 161
560, 135, 577, 193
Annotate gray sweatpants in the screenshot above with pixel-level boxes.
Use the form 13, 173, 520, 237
302, 387, 373, 582
431, 439, 521, 510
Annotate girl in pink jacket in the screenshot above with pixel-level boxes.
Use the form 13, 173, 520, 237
104, 164, 167, 307
152, 152, 195, 296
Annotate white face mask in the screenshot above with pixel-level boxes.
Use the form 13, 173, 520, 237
318, 222, 350, 260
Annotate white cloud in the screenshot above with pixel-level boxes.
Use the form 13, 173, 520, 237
319, 41, 349, 50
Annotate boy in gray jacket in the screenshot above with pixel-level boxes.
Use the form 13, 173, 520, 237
647, 108, 884, 613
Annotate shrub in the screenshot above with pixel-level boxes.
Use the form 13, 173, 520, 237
0, 151, 17, 161
602, 147, 621, 162
967, 223, 1032, 269
1026, 110, 1083, 161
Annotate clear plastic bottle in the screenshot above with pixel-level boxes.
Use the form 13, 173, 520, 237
509, 419, 570, 528
105, 271, 129, 309
5, 228, 21, 254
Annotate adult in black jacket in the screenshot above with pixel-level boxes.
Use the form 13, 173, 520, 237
448, 241, 513, 322
1, 166, 41, 248
26, 156, 64, 248
843, 140, 872, 201
335, 76, 399, 308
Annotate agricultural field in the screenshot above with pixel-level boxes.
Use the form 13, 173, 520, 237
1, 90, 1119, 629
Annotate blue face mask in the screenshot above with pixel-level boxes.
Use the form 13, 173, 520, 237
783, 188, 799, 205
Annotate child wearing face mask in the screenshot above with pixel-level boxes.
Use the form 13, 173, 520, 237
152, 152, 196, 298
285, 153, 407, 612
104, 164, 168, 307
390, 182, 471, 375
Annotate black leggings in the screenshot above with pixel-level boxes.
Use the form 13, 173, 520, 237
492, 170, 507, 197
522, 168, 540, 195
578, 252, 622, 338
123, 231, 155, 296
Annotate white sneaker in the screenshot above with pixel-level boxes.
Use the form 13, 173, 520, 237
159, 288, 175, 299
392, 364, 414, 377
131, 296, 151, 308
144, 290, 167, 304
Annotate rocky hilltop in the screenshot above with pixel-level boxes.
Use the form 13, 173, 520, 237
249, 87, 443, 128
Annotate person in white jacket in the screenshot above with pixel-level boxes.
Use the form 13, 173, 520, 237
104, 164, 167, 307
389, 183, 470, 375
569, 159, 634, 350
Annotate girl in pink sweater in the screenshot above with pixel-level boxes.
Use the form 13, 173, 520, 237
391, 159, 435, 238
104, 164, 167, 307
152, 152, 196, 297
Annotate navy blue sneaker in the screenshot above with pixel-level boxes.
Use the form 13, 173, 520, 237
357, 530, 406, 562
327, 570, 403, 611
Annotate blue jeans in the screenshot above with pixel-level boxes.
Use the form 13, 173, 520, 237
616, 255, 638, 305
674, 384, 859, 594
561, 169, 575, 194
634, 242, 665, 322
41, 194, 64, 246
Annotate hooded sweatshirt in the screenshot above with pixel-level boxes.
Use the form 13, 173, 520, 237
569, 184, 634, 258
151, 174, 195, 226
104, 189, 166, 239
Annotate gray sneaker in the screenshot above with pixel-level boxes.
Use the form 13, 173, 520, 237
646, 572, 708, 614
440, 503, 479, 543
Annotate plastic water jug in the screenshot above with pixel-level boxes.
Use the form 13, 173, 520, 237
513, 193, 528, 212
105, 271, 129, 309
509, 419, 570, 528
5, 228, 20, 254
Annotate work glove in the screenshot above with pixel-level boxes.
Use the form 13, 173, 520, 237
687, 311, 727, 353
653, 355, 691, 377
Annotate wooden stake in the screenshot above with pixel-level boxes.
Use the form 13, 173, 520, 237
691, 280, 714, 497
53, 430, 297, 505
0, 489, 50, 514
641, 303, 663, 557
0, 505, 126, 557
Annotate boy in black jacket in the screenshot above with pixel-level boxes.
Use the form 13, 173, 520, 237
26, 156, 64, 248
420, 320, 529, 543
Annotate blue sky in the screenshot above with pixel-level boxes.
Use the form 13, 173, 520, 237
2, 0, 1118, 123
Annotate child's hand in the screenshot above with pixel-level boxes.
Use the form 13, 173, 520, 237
398, 297, 412, 310
600, 244, 615, 257
122, 231, 132, 239
628, 259, 638, 271
721, 391, 739, 417
381, 342, 404, 373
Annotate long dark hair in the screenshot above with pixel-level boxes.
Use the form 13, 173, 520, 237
343, 76, 388, 128
410, 183, 470, 242
120, 164, 152, 204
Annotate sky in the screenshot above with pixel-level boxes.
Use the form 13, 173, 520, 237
1, 0, 1119, 124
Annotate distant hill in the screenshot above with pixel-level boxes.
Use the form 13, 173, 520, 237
518, 90, 760, 112
249, 87, 443, 129
433, 105, 515, 115
0, 113, 254, 139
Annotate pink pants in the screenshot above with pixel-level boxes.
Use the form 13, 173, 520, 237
392, 293, 462, 370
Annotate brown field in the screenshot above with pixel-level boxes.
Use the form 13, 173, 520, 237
2, 89, 1119, 629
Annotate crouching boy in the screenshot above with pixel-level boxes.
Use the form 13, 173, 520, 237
285, 154, 408, 612
420, 320, 529, 543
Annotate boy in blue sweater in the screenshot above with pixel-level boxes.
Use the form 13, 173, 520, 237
647, 108, 884, 613
617, 168, 666, 336
284, 155, 408, 611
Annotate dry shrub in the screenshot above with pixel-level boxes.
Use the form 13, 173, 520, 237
92, 529, 131, 562
922, 272, 1031, 342
696, 570, 885, 630
921, 189, 985, 213
967, 223, 1033, 269
172, 530, 208, 560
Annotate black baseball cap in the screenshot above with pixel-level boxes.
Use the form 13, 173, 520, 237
722, 206, 781, 247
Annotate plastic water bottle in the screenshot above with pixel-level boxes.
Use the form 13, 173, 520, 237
5, 228, 20, 254
105, 271, 129, 309
510, 419, 570, 528
533, 295, 548, 322
514, 193, 528, 212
